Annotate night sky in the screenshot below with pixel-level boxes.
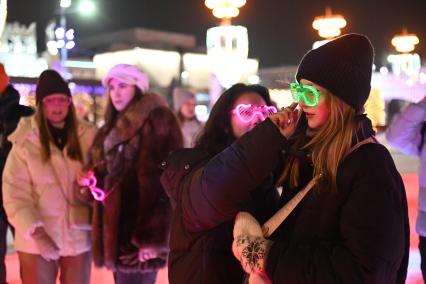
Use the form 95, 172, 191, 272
7, 0, 426, 68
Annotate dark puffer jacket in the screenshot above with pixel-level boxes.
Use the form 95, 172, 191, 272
0, 85, 34, 214
161, 119, 286, 284
265, 115, 409, 284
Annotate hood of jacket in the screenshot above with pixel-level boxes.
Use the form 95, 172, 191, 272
160, 147, 210, 202
0, 85, 34, 121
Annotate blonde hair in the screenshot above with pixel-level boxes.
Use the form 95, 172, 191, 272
277, 91, 357, 192
35, 103, 84, 163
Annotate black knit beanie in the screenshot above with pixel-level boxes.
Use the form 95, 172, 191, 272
296, 33, 374, 111
36, 69, 71, 104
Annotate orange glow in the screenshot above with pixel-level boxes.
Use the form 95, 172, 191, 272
312, 7, 346, 39
0, 0, 7, 38
392, 29, 420, 53
205, 0, 246, 20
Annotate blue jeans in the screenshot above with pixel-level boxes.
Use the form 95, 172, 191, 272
115, 271, 157, 284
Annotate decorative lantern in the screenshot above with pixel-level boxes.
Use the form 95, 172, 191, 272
392, 29, 420, 53
312, 7, 346, 39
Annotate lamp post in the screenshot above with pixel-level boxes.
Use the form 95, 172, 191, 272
59, 0, 71, 72
48, 0, 95, 78
205, 0, 249, 88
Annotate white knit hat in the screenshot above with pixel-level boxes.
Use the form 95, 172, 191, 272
102, 64, 149, 92
173, 87, 195, 112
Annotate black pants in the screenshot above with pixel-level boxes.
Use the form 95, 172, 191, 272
114, 271, 157, 284
0, 210, 14, 284
0, 210, 7, 284
419, 235, 426, 282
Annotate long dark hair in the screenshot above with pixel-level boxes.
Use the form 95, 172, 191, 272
35, 102, 83, 163
195, 83, 273, 155
90, 86, 143, 164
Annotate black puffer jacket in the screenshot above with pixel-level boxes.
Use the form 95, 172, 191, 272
0, 85, 34, 214
161, 119, 286, 284
265, 115, 409, 284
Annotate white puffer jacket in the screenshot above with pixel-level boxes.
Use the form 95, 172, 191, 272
2, 116, 96, 256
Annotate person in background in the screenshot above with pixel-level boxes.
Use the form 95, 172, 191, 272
161, 83, 285, 283
0, 63, 34, 284
386, 95, 426, 281
173, 87, 204, 148
72, 93, 93, 122
81, 64, 182, 284
232, 34, 409, 283
3, 69, 96, 284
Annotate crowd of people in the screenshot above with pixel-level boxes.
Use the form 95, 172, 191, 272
0, 33, 416, 284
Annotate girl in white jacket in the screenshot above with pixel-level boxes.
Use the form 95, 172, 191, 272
2, 70, 96, 284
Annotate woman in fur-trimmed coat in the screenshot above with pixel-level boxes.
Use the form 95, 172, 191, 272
82, 64, 182, 284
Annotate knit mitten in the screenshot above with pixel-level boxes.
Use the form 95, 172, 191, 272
232, 212, 272, 280
233, 212, 263, 239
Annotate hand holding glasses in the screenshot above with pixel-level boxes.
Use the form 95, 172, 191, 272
269, 102, 300, 139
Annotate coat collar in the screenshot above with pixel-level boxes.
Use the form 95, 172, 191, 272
8, 115, 92, 147
103, 94, 167, 153
352, 114, 375, 145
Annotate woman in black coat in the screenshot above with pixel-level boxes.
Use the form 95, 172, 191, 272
232, 34, 409, 283
160, 83, 294, 283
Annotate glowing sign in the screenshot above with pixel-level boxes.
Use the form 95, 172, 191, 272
387, 53, 421, 76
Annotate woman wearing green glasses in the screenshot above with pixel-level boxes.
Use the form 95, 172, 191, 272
232, 34, 409, 283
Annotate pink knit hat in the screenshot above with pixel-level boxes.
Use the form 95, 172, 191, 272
102, 64, 149, 92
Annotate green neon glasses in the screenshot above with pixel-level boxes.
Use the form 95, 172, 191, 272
290, 82, 322, 107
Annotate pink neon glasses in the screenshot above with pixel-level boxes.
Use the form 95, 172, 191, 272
42, 96, 72, 106
233, 104, 277, 123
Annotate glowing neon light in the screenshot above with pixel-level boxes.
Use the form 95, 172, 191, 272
80, 172, 106, 201
312, 7, 346, 39
391, 29, 419, 53
233, 104, 277, 123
